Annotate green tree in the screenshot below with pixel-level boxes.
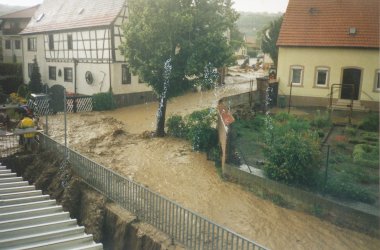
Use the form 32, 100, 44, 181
29, 57, 43, 93
259, 16, 283, 67
122, 0, 238, 137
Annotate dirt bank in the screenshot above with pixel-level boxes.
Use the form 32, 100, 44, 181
3, 153, 185, 250
43, 86, 380, 250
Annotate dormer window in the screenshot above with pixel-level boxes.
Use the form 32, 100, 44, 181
36, 13, 45, 22
348, 27, 357, 36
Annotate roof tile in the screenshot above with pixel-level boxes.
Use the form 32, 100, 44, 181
277, 0, 379, 48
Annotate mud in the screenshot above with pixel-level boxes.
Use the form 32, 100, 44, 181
43, 81, 380, 250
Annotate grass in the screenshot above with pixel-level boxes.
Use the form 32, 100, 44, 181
230, 110, 379, 205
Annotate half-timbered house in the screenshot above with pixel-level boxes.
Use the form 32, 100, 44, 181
20, 0, 154, 103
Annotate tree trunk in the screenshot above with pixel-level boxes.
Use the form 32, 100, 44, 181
155, 96, 167, 137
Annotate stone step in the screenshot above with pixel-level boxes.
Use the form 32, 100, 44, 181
0, 173, 17, 179
0, 181, 29, 189
0, 165, 7, 170
0, 190, 42, 200
0, 199, 56, 213
0, 176, 23, 184
9, 234, 97, 250
73, 243, 104, 250
0, 226, 85, 248
0, 185, 35, 194
0, 169, 11, 174
0, 205, 64, 222
0, 194, 50, 206
0, 211, 70, 230
0, 219, 78, 240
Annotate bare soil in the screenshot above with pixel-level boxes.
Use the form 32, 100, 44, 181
45, 80, 380, 250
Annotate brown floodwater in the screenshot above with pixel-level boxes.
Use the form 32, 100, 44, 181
46, 77, 380, 250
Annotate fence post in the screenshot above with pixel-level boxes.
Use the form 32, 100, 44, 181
323, 144, 330, 193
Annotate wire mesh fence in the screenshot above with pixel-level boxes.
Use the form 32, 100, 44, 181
39, 133, 267, 250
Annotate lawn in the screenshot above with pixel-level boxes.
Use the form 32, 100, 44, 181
229, 109, 379, 206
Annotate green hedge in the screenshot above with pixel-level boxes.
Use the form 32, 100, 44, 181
92, 92, 116, 111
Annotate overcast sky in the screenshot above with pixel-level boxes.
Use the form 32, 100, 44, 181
0, 0, 289, 13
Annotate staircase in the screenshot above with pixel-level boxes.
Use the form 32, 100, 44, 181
0, 164, 103, 250
330, 99, 369, 112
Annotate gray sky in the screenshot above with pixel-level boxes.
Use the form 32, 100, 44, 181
0, 0, 289, 13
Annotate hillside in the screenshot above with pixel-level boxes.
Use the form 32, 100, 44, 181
236, 12, 283, 38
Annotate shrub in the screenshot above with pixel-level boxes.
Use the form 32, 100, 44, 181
186, 109, 217, 151
0, 63, 22, 76
358, 112, 379, 132
310, 110, 332, 129
166, 115, 188, 138
17, 84, 29, 98
344, 125, 357, 136
49, 85, 65, 113
93, 92, 116, 111
352, 144, 379, 168
264, 128, 320, 186
28, 57, 43, 93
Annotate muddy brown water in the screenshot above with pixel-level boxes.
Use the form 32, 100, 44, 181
45, 81, 380, 250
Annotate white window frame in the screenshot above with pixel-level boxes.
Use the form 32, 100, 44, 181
375, 69, 380, 92
315, 67, 329, 88
289, 65, 304, 86
27, 37, 37, 51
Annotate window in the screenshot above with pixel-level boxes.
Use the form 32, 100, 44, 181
49, 66, 56, 80
49, 34, 54, 50
28, 38, 37, 51
15, 40, 21, 50
290, 66, 304, 86
67, 34, 73, 50
28, 63, 33, 78
122, 65, 131, 84
64, 67, 73, 82
5, 40, 11, 49
375, 69, 380, 92
315, 67, 329, 87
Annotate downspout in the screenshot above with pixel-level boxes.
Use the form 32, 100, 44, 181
108, 27, 113, 93
73, 58, 78, 112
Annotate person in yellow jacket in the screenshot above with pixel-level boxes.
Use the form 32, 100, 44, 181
18, 114, 36, 151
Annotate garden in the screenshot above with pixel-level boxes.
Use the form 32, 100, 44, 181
229, 109, 379, 207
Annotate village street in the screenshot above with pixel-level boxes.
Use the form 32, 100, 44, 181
46, 76, 380, 250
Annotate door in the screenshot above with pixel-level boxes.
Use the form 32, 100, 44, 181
341, 68, 361, 100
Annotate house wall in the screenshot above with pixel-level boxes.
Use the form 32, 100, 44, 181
2, 36, 23, 63
277, 47, 380, 107
111, 63, 152, 94
22, 34, 44, 84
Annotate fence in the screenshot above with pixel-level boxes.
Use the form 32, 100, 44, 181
0, 133, 21, 158
38, 133, 267, 250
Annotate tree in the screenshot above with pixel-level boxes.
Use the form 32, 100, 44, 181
29, 57, 43, 93
260, 16, 283, 68
122, 0, 238, 137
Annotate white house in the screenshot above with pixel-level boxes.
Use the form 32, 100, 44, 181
0, 5, 39, 63
20, 0, 153, 104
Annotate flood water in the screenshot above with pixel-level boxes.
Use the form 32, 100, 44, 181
46, 75, 380, 250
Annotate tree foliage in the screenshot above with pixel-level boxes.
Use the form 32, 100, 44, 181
259, 15, 283, 67
122, 0, 238, 136
28, 57, 43, 93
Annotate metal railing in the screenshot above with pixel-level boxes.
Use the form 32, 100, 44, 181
39, 133, 267, 250
0, 133, 21, 158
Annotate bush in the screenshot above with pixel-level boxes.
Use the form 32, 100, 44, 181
92, 92, 116, 111
17, 84, 29, 98
0, 76, 23, 94
264, 118, 321, 186
167, 115, 188, 138
358, 112, 379, 132
352, 144, 379, 168
49, 85, 65, 113
0, 63, 22, 76
310, 110, 331, 129
166, 109, 218, 152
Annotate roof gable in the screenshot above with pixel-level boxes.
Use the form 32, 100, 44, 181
277, 0, 379, 48
20, 0, 126, 34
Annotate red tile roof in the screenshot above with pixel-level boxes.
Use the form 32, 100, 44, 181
277, 0, 379, 48
0, 5, 39, 19
20, 0, 126, 34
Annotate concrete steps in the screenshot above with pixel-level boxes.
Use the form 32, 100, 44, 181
0, 164, 103, 250
330, 99, 369, 111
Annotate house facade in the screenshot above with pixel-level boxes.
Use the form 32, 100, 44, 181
20, 0, 152, 98
0, 5, 39, 63
276, 0, 379, 111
